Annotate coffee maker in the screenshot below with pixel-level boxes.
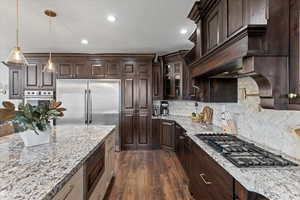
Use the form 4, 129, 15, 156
160, 101, 169, 116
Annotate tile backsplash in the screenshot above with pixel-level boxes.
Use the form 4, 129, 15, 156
154, 77, 300, 160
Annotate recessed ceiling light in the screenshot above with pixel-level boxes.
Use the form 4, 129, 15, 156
107, 15, 116, 22
81, 39, 88, 45
180, 29, 188, 35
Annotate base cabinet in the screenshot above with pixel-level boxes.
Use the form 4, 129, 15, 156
160, 120, 176, 151
52, 132, 115, 200
53, 167, 84, 200
152, 119, 161, 149
190, 140, 233, 200
156, 119, 269, 200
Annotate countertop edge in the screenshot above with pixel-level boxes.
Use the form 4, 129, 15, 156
154, 115, 300, 200
42, 127, 115, 200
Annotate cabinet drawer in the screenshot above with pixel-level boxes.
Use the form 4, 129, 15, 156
191, 141, 233, 200
53, 167, 84, 200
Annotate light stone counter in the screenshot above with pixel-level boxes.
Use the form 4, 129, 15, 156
154, 115, 300, 200
0, 125, 115, 200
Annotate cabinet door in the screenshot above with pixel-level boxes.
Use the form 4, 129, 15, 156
122, 61, 136, 76
160, 120, 175, 151
164, 62, 183, 99
25, 63, 39, 89
122, 78, 136, 111
176, 125, 185, 165
121, 111, 137, 150
137, 62, 150, 76
290, 0, 300, 106
152, 63, 163, 100
227, 0, 244, 36
106, 60, 121, 79
58, 63, 73, 79
9, 68, 23, 99
91, 61, 107, 78
136, 111, 152, 149
40, 64, 55, 89
137, 76, 151, 110
152, 119, 161, 149
190, 150, 212, 200
191, 141, 233, 200
74, 63, 91, 78
205, 1, 223, 51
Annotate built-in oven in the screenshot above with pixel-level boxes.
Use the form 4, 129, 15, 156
24, 90, 54, 106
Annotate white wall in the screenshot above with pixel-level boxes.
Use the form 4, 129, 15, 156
0, 51, 10, 102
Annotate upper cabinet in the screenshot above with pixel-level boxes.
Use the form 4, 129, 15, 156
152, 62, 163, 100
185, 0, 290, 109
162, 51, 193, 100
289, 0, 300, 109
9, 67, 23, 99
25, 57, 56, 90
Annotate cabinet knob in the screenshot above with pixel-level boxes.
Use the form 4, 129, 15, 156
288, 93, 298, 99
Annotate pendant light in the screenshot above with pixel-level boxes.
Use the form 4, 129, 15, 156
43, 10, 57, 73
3, 0, 28, 67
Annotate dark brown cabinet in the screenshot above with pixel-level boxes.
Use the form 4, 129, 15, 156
25, 59, 55, 90
121, 60, 152, 150
175, 124, 186, 164
90, 61, 106, 78
25, 63, 39, 89
194, 78, 238, 103
57, 63, 73, 78
121, 111, 136, 150
189, 139, 233, 200
290, 0, 300, 108
160, 120, 175, 151
106, 60, 121, 79
74, 63, 90, 78
152, 119, 161, 149
163, 51, 192, 100
204, 0, 224, 51
186, 0, 290, 109
235, 181, 269, 200
9, 68, 23, 99
152, 62, 163, 100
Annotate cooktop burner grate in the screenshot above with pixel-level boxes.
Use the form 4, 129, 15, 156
196, 134, 298, 168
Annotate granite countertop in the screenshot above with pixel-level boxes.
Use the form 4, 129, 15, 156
154, 115, 300, 200
0, 125, 115, 200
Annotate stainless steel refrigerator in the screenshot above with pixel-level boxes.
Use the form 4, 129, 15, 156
55, 79, 121, 150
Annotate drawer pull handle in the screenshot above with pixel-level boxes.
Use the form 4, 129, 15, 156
62, 185, 75, 200
179, 136, 185, 140
200, 173, 212, 185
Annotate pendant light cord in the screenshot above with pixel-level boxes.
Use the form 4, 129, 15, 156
16, 0, 20, 47
49, 16, 52, 60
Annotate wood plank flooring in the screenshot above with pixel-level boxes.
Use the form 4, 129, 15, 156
104, 150, 194, 200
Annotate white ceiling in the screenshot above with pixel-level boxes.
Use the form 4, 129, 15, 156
0, 0, 197, 55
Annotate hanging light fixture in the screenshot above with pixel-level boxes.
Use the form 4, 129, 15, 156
3, 0, 28, 67
43, 9, 57, 73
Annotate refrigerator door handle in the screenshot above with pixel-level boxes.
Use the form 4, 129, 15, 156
89, 89, 92, 124
84, 89, 88, 124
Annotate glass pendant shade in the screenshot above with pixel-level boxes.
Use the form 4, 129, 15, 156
3, 0, 28, 67
3, 47, 28, 67
43, 57, 56, 73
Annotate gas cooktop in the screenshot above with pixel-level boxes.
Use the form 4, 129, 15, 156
196, 134, 298, 168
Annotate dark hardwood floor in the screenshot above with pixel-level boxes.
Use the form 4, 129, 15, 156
104, 150, 194, 200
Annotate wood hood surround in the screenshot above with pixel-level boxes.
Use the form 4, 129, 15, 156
186, 0, 289, 109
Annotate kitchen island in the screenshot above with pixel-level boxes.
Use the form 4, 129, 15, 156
154, 115, 300, 200
0, 125, 115, 200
